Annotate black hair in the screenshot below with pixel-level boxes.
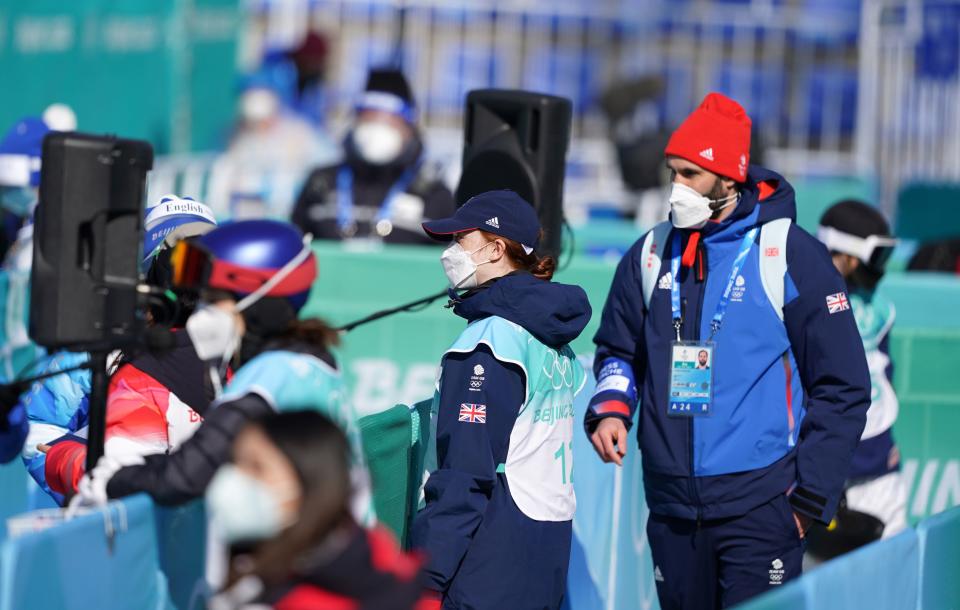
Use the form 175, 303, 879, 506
821, 199, 893, 291
238, 297, 340, 366
235, 410, 353, 585
365, 67, 415, 106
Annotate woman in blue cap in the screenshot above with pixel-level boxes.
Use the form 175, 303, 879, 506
412, 190, 592, 610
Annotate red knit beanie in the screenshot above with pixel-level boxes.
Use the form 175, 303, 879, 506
664, 92, 752, 182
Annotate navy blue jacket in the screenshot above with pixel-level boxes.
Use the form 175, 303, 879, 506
412, 272, 591, 609
586, 166, 870, 524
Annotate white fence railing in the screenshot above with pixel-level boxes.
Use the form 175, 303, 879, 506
175, 0, 960, 226
857, 0, 960, 217
243, 1, 861, 162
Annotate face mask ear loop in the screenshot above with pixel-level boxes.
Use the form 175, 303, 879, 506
711, 191, 740, 210
235, 234, 313, 313
471, 240, 497, 268
451, 240, 496, 289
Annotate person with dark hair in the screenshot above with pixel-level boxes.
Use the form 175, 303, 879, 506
817, 200, 906, 539
206, 410, 426, 610
70, 220, 373, 524
37, 195, 218, 503
411, 190, 591, 610
585, 93, 870, 609
291, 67, 455, 244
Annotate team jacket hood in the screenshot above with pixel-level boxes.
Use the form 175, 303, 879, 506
452, 271, 591, 348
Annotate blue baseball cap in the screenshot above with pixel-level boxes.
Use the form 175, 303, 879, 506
422, 190, 541, 254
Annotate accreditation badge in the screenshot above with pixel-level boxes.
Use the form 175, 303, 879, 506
667, 341, 714, 416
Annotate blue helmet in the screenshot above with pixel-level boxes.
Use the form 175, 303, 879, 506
191, 219, 317, 311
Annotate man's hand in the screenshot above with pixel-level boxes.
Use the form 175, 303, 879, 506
793, 511, 813, 539
590, 418, 628, 466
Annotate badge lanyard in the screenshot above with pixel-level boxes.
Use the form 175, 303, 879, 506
336, 161, 420, 237
670, 227, 759, 341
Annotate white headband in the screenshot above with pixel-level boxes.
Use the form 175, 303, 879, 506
817, 225, 898, 264
145, 196, 217, 229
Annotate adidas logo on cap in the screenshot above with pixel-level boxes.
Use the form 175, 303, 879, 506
485, 217, 500, 229
699, 147, 715, 161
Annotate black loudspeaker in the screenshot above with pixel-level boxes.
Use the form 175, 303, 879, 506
30, 133, 154, 350
456, 90, 572, 258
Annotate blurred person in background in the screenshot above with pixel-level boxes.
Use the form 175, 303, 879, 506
207, 411, 426, 610
0, 106, 76, 388
221, 58, 340, 217
0, 108, 74, 475
585, 93, 870, 609
38, 196, 218, 502
815, 200, 906, 541
292, 67, 455, 245
412, 191, 591, 610
0, 109, 72, 498
74, 220, 373, 525
0, 116, 48, 266
0, 105, 76, 270
0, 116, 53, 384
285, 31, 332, 129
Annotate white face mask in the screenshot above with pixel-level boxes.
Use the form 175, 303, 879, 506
352, 121, 405, 165
206, 464, 297, 544
440, 241, 494, 290
185, 238, 313, 367
186, 303, 241, 364
668, 182, 738, 229
240, 89, 279, 124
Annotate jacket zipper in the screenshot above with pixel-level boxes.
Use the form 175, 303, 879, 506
683, 242, 708, 527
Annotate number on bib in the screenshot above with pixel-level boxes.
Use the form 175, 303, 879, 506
554, 441, 574, 485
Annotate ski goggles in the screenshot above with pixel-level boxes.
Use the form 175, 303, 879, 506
817, 225, 898, 271
169, 236, 316, 308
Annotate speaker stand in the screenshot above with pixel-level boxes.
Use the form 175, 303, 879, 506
84, 351, 110, 474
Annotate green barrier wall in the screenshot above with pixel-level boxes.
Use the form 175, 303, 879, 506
302, 241, 960, 525
0, 1, 239, 154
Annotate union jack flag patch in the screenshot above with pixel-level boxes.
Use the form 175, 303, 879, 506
459, 403, 487, 424
826, 292, 850, 314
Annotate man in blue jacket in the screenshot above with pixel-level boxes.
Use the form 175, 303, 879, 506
585, 92, 870, 609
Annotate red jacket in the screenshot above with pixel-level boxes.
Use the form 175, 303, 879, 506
45, 332, 213, 496
257, 527, 435, 610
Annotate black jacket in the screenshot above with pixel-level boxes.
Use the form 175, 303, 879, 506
291, 136, 455, 245
106, 339, 337, 506
254, 526, 428, 610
